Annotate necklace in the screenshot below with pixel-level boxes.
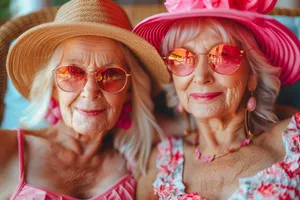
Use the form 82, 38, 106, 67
181, 107, 257, 163
193, 133, 255, 163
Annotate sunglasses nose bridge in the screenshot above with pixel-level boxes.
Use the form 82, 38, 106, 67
193, 54, 215, 81
82, 72, 101, 91
194, 53, 212, 70
79, 74, 104, 100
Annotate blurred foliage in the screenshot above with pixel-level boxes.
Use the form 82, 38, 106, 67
0, 0, 11, 20
51, 0, 69, 6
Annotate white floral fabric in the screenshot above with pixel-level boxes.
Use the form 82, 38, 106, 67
153, 112, 300, 200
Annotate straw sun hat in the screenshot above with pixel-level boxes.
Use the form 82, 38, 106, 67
7, 0, 169, 99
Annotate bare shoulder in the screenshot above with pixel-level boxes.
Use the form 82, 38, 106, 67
0, 129, 20, 198
262, 118, 292, 158
0, 129, 19, 163
0, 128, 48, 199
136, 145, 159, 200
272, 117, 292, 133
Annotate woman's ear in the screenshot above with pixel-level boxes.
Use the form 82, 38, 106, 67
247, 74, 258, 91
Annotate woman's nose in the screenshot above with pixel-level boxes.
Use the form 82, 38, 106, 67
80, 73, 103, 99
192, 55, 214, 85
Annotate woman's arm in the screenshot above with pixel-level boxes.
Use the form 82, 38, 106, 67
136, 147, 159, 200
0, 129, 20, 199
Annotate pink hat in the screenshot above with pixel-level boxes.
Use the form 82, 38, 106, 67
133, 0, 300, 86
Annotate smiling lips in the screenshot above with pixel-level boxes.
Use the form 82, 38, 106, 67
190, 92, 223, 102
75, 108, 105, 117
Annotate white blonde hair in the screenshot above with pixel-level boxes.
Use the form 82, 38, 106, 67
161, 18, 280, 133
20, 38, 164, 177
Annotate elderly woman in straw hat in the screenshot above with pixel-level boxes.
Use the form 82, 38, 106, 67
0, 0, 170, 199
134, 0, 300, 199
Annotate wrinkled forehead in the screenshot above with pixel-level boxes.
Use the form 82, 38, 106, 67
60, 36, 127, 65
63, 36, 124, 56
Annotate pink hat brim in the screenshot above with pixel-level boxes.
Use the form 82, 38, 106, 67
134, 9, 300, 86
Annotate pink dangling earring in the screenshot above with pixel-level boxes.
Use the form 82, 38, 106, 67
116, 100, 132, 130
247, 91, 256, 112
245, 91, 256, 139
45, 97, 62, 125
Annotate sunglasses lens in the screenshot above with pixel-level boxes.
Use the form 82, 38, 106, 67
208, 44, 243, 74
165, 49, 195, 76
55, 65, 86, 92
96, 67, 127, 93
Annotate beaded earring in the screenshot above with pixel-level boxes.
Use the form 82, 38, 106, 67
116, 100, 132, 130
245, 90, 256, 139
45, 97, 62, 125
247, 91, 256, 112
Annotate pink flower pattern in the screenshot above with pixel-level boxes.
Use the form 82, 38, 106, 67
153, 113, 300, 200
116, 102, 132, 130
234, 0, 277, 14
176, 193, 206, 200
164, 0, 277, 14
203, 0, 232, 9
165, 0, 205, 13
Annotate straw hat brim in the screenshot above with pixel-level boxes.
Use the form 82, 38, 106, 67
7, 22, 170, 99
134, 9, 300, 86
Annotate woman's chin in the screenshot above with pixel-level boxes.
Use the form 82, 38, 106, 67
189, 103, 224, 119
72, 122, 106, 135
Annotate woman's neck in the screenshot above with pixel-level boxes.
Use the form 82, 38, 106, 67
195, 109, 247, 155
48, 123, 113, 161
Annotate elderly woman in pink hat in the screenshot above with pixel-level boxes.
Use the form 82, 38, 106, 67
0, 0, 170, 199
134, 0, 300, 199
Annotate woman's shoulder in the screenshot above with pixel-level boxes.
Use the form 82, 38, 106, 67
0, 128, 47, 157
263, 112, 300, 157
0, 129, 19, 160
0, 128, 52, 162
270, 111, 299, 137
0, 128, 19, 140
136, 145, 159, 200
0, 129, 23, 197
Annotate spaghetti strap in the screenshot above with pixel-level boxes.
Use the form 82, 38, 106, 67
16, 129, 25, 183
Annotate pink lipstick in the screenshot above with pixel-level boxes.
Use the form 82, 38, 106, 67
190, 92, 223, 102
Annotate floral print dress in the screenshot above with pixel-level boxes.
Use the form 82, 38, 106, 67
153, 112, 300, 200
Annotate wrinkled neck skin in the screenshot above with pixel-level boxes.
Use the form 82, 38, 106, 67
46, 121, 114, 161
194, 107, 247, 155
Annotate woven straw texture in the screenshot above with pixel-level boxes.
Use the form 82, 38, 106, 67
269, 7, 300, 16
7, 0, 169, 101
0, 7, 58, 124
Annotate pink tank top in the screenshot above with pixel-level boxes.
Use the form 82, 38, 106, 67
10, 129, 136, 200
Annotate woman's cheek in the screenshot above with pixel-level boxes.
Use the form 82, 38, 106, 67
225, 81, 244, 112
